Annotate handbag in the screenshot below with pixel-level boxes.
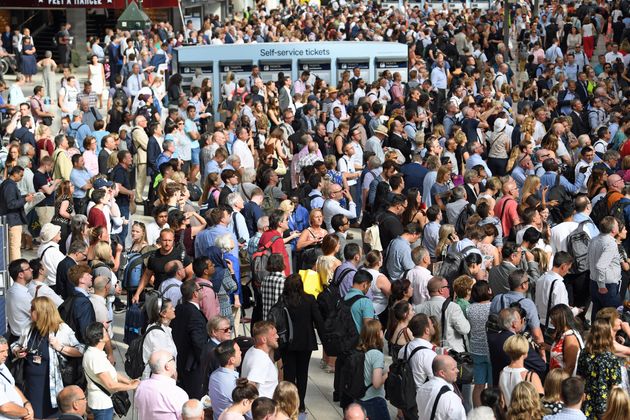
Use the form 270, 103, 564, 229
57, 353, 86, 389
449, 349, 474, 385
85, 370, 131, 418
8, 357, 25, 390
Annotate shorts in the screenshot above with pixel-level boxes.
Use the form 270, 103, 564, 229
472, 353, 492, 386
191, 147, 200, 165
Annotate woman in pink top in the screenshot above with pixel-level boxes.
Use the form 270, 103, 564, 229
218, 379, 259, 420
82, 136, 99, 176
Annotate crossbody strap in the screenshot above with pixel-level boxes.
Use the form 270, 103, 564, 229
430, 385, 451, 420
544, 279, 559, 329
84, 369, 113, 397
440, 298, 451, 341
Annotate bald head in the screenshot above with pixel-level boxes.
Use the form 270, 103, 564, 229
427, 277, 447, 294
182, 399, 204, 420
57, 385, 86, 415
148, 350, 173, 375
165, 260, 184, 279
92, 275, 110, 294
432, 355, 459, 384
344, 403, 368, 420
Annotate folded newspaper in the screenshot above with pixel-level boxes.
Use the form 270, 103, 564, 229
25, 192, 46, 215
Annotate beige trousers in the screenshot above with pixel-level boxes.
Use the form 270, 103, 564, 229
9, 225, 22, 263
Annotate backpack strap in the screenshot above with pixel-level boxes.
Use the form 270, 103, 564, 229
258, 235, 281, 252
40, 246, 55, 260
440, 298, 451, 342
544, 279, 559, 329
343, 293, 367, 308
405, 345, 429, 363
430, 385, 451, 420
332, 266, 356, 288
525, 370, 534, 382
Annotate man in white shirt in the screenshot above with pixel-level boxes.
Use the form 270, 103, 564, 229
574, 146, 595, 194
231, 127, 255, 170
241, 321, 279, 398
0, 336, 33, 419
550, 202, 579, 255
158, 261, 186, 306
37, 223, 66, 287
322, 183, 357, 233
146, 205, 170, 246
90, 275, 114, 340
416, 355, 467, 420
535, 252, 580, 327
398, 313, 437, 391
605, 43, 623, 64
27, 259, 63, 307
6, 259, 33, 342
408, 247, 433, 305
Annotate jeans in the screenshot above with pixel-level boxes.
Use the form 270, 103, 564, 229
91, 407, 114, 420
359, 397, 390, 420
590, 280, 621, 322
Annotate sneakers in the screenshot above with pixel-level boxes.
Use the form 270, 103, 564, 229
113, 297, 126, 314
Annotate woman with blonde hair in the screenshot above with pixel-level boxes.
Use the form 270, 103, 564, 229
52, 180, 75, 253
36, 123, 54, 159
521, 175, 542, 206
11, 296, 83, 419
273, 381, 300, 420
332, 122, 350, 159
541, 368, 570, 414
603, 386, 630, 420
436, 224, 457, 261
507, 381, 546, 420
316, 234, 342, 288
499, 334, 544, 406
577, 319, 622, 419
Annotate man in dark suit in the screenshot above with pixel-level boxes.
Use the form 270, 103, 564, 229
172, 279, 209, 399
488, 307, 546, 385
56, 385, 87, 419
98, 135, 116, 175
401, 152, 428, 193
0, 166, 34, 262
463, 169, 481, 206
55, 241, 88, 299
66, 265, 96, 345
570, 99, 590, 138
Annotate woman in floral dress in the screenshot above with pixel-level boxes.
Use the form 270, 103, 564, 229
577, 319, 622, 419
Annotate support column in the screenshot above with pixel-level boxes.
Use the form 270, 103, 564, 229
66, 9, 86, 67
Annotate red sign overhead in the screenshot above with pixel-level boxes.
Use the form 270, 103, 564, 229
2, 0, 177, 8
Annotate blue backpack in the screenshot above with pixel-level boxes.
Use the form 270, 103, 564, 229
121, 250, 152, 290
123, 303, 146, 344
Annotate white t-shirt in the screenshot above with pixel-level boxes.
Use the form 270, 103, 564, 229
338, 155, 357, 186
241, 347, 278, 398
83, 346, 118, 409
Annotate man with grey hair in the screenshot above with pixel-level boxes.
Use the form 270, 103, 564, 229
227, 192, 249, 244
445, 186, 470, 225
248, 215, 269, 259
488, 307, 546, 385
0, 335, 34, 419
135, 350, 189, 420
408, 247, 432, 305
344, 403, 367, 420
158, 260, 185, 305
225, 154, 242, 173
181, 399, 204, 420
16, 155, 34, 195
57, 385, 87, 418
361, 155, 383, 215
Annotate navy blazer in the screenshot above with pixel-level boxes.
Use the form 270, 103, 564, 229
146, 136, 161, 177
488, 329, 547, 386
172, 301, 208, 372
0, 178, 27, 226
70, 289, 96, 344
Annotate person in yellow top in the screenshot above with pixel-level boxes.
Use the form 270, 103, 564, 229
52, 133, 72, 181
299, 250, 324, 297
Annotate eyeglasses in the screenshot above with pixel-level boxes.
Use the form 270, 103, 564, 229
20, 267, 33, 273
195, 287, 203, 293
330, 189, 343, 194
219, 327, 232, 333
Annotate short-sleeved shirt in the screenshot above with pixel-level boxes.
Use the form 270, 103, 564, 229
345, 288, 375, 333
70, 168, 92, 199
147, 248, 191, 290
83, 346, 117, 409
184, 119, 200, 149
362, 349, 385, 401
490, 291, 540, 330
33, 170, 54, 206
240, 347, 278, 398
110, 164, 131, 207
0, 364, 23, 418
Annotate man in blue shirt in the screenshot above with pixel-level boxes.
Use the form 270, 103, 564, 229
69, 154, 92, 214
194, 206, 238, 259
344, 269, 375, 334
490, 269, 544, 349
208, 340, 241, 420
540, 158, 586, 196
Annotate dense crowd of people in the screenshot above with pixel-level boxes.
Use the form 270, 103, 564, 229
0, 0, 630, 419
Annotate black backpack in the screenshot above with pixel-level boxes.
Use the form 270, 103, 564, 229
316, 266, 355, 320
267, 295, 294, 350
547, 174, 573, 224
321, 294, 367, 357
438, 245, 475, 286
454, 204, 475, 235
301, 191, 321, 213
124, 324, 163, 379
113, 87, 128, 106
610, 199, 630, 227
566, 220, 592, 274
339, 349, 369, 407
590, 193, 612, 227
385, 344, 428, 410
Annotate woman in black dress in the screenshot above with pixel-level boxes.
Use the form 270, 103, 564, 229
11, 297, 83, 419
